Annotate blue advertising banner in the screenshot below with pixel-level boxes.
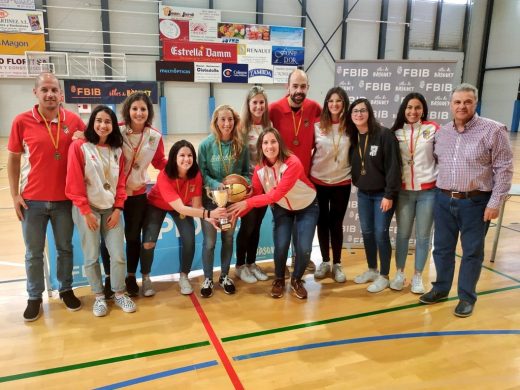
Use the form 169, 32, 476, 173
221, 63, 248, 83
46, 210, 276, 290
272, 46, 304, 66
63, 80, 158, 104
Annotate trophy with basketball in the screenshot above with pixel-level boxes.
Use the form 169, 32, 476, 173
207, 186, 232, 231
222, 174, 252, 203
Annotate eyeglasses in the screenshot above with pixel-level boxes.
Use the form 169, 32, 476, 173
352, 108, 368, 115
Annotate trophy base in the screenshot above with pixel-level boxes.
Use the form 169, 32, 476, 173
219, 222, 232, 231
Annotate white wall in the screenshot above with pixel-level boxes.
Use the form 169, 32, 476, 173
1, 0, 515, 136
480, 0, 520, 127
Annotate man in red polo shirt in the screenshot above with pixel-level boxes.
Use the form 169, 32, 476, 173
269, 69, 322, 273
8, 72, 86, 321
269, 69, 322, 176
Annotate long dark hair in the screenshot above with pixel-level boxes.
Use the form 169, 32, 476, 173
165, 140, 199, 179
346, 98, 381, 147
121, 91, 154, 128
256, 127, 292, 165
85, 105, 123, 147
319, 87, 349, 135
390, 92, 429, 132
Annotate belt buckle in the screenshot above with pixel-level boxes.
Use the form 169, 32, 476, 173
451, 191, 460, 198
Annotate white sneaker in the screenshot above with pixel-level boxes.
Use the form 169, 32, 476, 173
367, 276, 390, 293
411, 273, 425, 294
142, 276, 156, 297
354, 269, 379, 284
113, 294, 136, 313
332, 264, 346, 283
235, 264, 257, 283
249, 263, 268, 281
389, 270, 406, 291
314, 262, 331, 279
93, 296, 108, 317
179, 275, 193, 295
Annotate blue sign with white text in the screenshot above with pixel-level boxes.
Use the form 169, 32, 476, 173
272, 46, 305, 66
221, 63, 248, 83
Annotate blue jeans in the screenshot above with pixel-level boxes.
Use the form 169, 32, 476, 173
431, 189, 490, 303
395, 189, 435, 272
21, 200, 74, 299
201, 219, 236, 280
272, 200, 319, 280
357, 190, 396, 276
72, 206, 126, 294
141, 205, 196, 275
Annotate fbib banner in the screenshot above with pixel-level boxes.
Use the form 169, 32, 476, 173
335, 60, 456, 248
46, 210, 276, 289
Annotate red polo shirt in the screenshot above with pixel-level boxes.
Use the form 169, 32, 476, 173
148, 170, 203, 211
269, 96, 321, 176
8, 105, 86, 201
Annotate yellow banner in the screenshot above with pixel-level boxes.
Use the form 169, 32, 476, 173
0, 32, 44, 55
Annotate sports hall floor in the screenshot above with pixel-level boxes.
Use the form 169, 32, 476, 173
0, 133, 519, 389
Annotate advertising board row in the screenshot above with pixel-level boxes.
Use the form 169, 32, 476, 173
0, 5, 45, 77
158, 2, 304, 84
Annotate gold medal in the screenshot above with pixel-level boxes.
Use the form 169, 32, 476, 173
293, 138, 300, 146
361, 168, 367, 176
54, 151, 61, 160
179, 214, 186, 219
133, 163, 140, 170
103, 182, 111, 190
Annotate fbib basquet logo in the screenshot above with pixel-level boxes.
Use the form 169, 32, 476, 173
221, 63, 248, 83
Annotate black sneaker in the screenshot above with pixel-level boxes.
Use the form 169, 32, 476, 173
125, 275, 139, 297
59, 290, 82, 311
104, 276, 114, 300
419, 289, 449, 304
200, 278, 214, 298
23, 299, 43, 322
219, 275, 236, 295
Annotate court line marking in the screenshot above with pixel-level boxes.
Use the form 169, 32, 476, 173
221, 284, 520, 343
0, 341, 210, 384
0, 261, 25, 267
190, 294, 244, 390
94, 360, 218, 390
482, 264, 520, 283
232, 330, 520, 361
0, 278, 26, 284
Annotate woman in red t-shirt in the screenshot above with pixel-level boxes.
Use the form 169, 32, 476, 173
141, 140, 227, 295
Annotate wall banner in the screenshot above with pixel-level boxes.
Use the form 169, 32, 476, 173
0, 53, 48, 77
0, 32, 44, 54
163, 41, 237, 63
335, 60, 457, 248
221, 63, 248, 83
270, 26, 304, 46
194, 61, 221, 82
0, 8, 43, 33
0, 0, 35, 10
156, 60, 194, 82
272, 46, 304, 66
63, 80, 158, 104
159, 4, 221, 22
47, 210, 277, 289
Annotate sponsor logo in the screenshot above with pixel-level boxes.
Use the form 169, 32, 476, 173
248, 68, 272, 77
434, 67, 454, 78
1, 39, 28, 48
395, 81, 414, 92
370, 95, 389, 105
372, 66, 392, 77
342, 68, 368, 77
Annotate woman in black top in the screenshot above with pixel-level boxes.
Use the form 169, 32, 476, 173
347, 98, 401, 293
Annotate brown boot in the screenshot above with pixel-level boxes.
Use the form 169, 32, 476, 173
290, 277, 307, 299
271, 278, 285, 298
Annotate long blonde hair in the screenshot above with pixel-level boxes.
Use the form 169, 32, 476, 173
210, 104, 244, 160
240, 86, 270, 137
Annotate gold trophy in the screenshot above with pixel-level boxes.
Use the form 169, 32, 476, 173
207, 187, 231, 231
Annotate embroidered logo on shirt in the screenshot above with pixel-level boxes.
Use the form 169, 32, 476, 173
189, 184, 195, 192
369, 145, 378, 156
304, 119, 310, 127
149, 137, 156, 147
423, 129, 430, 139
62, 125, 69, 134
